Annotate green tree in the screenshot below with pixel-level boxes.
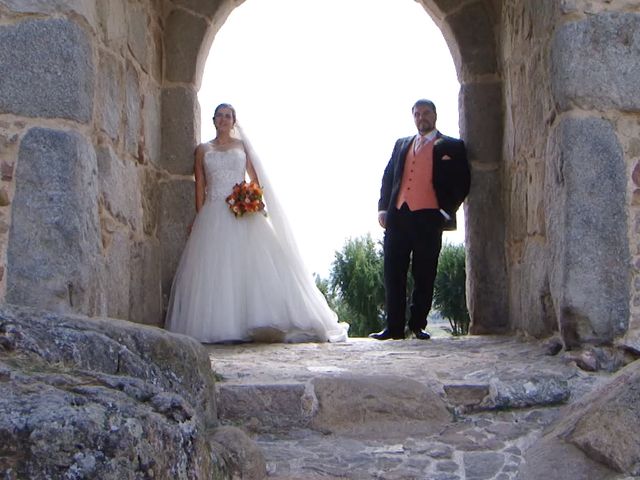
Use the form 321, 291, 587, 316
328, 235, 385, 336
432, 243, 470, 335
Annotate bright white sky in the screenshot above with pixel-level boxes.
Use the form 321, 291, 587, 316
198, 0, 462, 277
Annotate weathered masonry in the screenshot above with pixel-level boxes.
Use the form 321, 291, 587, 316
0, 0, 638, 349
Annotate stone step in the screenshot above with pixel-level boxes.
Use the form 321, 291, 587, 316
216, 373, 571, 435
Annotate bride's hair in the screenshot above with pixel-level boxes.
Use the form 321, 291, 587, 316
213, 103, 237, 124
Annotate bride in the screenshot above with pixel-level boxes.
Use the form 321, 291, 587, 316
165, 103, 348, 343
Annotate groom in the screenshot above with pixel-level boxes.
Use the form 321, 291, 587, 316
371, 99, 470, 340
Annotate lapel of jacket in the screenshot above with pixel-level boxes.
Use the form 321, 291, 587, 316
432, 131, 443, 181
396, 136, 414, 177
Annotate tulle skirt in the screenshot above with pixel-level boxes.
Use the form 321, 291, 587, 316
165, 198, 348, 343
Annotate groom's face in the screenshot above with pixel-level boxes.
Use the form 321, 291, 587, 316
413, 105, 437, 135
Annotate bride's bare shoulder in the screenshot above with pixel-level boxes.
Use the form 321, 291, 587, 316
195, 142, 213, 153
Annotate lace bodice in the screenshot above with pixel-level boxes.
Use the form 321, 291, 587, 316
204, 147, 247, 201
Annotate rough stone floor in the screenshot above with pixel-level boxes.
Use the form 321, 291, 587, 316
205, 330, 630, 480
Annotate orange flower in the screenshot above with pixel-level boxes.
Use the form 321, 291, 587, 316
226, 181, 267, 217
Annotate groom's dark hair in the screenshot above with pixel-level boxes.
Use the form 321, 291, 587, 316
412, 99, 436, 113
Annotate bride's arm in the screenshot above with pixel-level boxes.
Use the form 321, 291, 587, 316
244, 144, 260, 185
194, 144, 207, 213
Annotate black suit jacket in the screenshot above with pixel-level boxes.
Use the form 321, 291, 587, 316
378, 131, 470, 231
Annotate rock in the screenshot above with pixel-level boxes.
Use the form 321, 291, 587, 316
158, 178, 194, 299
0, 18, 93, 122
0, 304, 253, 479
129, 239, 163, 326
160, 86, 200, 175
519, 360, 640, 477
487, 375, 570, 409
443, 383, 490, 412
96, 144, 142, 231
96, 50, 124, 140
552, 12, 640, 111
7, 128, 101, 315
212, 426, 267, 480
516, 436, 619, 480
310, 374, 451, 438
566, 349, 598, 372
217, 383, 313, 431
566, 361, 640, 475
564, 347, 626, 373
164, 8, 209, 83
542, 336, 563, 356
546, 117, 629, 346
125, 62, 141, 159
463, 451, 504, 480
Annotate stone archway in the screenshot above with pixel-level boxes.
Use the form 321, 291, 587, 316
0, 0, 636, 349
160, 0, 509, 334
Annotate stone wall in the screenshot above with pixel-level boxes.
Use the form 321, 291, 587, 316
0, 0, 166, 324
0, 0, 638, 347
501, 0, 637, 346
422, 0, 509, 334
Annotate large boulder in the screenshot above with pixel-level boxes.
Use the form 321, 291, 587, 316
518, 360, 640, 478
0, 304, 264, 479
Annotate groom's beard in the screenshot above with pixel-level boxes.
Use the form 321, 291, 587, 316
418, 125, 435, 135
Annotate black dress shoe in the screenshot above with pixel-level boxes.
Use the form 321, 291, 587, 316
369, 329, 404, 340
412, 329, 431, 340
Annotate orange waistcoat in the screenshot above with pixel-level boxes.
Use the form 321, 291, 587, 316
395, 137, 439, 210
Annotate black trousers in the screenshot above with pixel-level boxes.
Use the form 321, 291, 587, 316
383, 204, 443, 336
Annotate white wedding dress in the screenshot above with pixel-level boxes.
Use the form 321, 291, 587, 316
165, 146, 348, 343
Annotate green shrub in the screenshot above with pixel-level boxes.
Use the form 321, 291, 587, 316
433, 243, 469, 335
328, 235, 385, 336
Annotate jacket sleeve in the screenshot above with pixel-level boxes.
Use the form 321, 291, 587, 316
434, 137, 470, 220
450, 139, 470, 211
378, 140, 402, 212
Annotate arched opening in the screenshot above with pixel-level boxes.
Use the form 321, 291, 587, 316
198, 0, 462, 277
160, 0, 507, 334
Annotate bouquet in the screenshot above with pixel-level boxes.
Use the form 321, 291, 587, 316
225, 181, 266, 217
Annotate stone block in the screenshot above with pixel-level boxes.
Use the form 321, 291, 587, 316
126, 1, 150, 73
512, 241, 557, 337
0, 18, 94, 122
7, 128, 100, 315
101, 229, 130, 320
129, 239, 163, 326
125, 62, 141, 159
96, 0, 127, 45
0, 187, 9, 207
463, 452, 504, 480
217, 384, 311, 431
164, 8, 209, 84
161, 86, 200, 175
488, 376, 570, 409
140, 167, 161, 236
446, 2, 498, 78
310, 374, 450, 437
546, 117, 629, 345
443, 383, 490, 410
460, 81, 503, 165
466, 169, 509, 333
552, 13, 640, 111
97, 50, 124, 140
143, 86, 162, 166
211, 426, 267, 480
171, 0, 224, 17
158, 179, 194, 299
96, 144, 142, 231
430, 0, 464, 15
0, 0, 98, 30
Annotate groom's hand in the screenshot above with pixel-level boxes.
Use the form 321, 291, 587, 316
378, 211, 387, 229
